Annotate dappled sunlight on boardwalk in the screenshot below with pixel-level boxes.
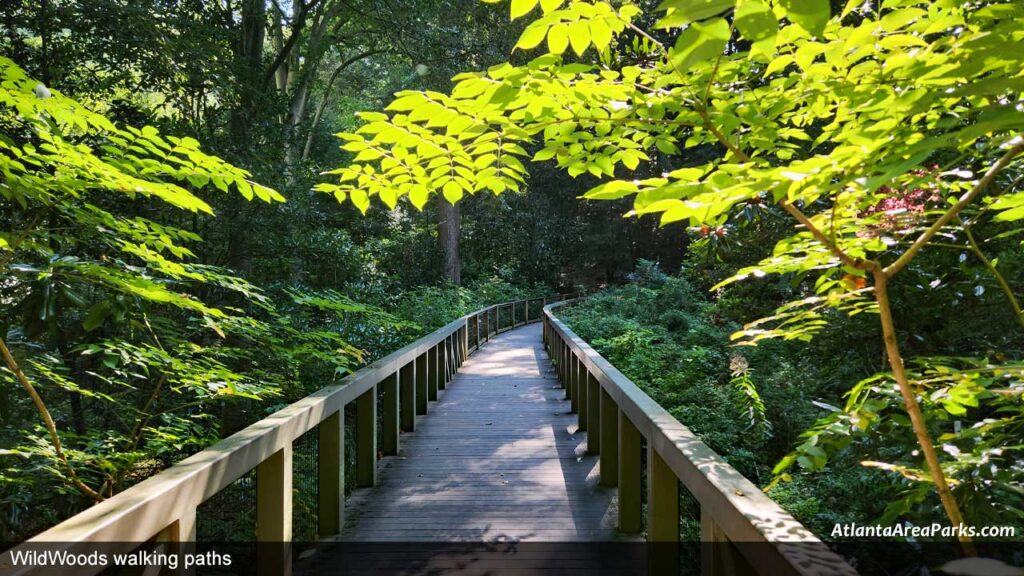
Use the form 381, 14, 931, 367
331, 323, 620, 543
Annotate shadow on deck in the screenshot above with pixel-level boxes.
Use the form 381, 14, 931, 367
295, 324, 630, 573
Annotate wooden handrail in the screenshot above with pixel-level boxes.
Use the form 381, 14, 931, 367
543, 299, 857, 576
1, 293, 574, 576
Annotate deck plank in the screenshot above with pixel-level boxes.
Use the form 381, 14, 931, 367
336, 323, 622, 543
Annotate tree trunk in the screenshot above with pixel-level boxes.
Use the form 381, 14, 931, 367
230, 0, 266, 142
438, 197, 461, 285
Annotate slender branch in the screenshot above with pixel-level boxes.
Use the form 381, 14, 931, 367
702, 21, 735, 107
694, 91, 876, 273
301, 48, 388, 161
123, 314, 169, 454
0, 336, 105, 502
261, 0, 327, 87
884, 138, 1024, 278
959, 216, 1024, 330
696, 106, 748, 161
0, 210, 48, 271
779, 201, 878, 272
872, 271, 976, 557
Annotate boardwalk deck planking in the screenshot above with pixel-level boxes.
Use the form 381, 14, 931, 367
337, 323, 621, 543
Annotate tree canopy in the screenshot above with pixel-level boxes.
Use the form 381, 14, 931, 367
320, 0, 1024, 554
3, 0, 1024, 567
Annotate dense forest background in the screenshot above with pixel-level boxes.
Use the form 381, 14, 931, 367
2, 0, 1023, 566
0, 0, 688, 541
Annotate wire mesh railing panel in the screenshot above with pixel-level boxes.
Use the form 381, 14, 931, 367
501, 305, 511, 330
196, 469, 256, 542
292, 426, 319, 547
679, 480, 701, 576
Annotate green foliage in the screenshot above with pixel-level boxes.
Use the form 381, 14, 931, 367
0, 58, 372, 536
324, 0, 1024, 543
561, 272, 896, 534
0, 0, 664, 544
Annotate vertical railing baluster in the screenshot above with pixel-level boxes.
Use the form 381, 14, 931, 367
445, 335, 453, 381
569, 353, 579, 413
356, 386, 376, 487
156, 507, 196, 575
701, 510, 753, 576
318, 410, 344, 536
257, 445, 293, 576
440, 337, 450, 388
561, 344, 568, 393
587, 373, 600, 454
446, 335, 454, 383
648, 447, 679, 540
381, 372, 399, 456
600, 388, 617, 485
618, 411, 642, 533
416, 350, 429, 414
430, 343, 441, 398
577, 361, 588, 430
461, 325, 469, 364
402, 361, 417, 432
649, 445, 681, 573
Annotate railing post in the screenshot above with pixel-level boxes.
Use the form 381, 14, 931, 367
451, 332, 457, 372
356, 386, 376, 487
650, 445, 681, 575
561, 340, 569, 389
475, 314, 481, 348
318, 410, 344, 536
618, 410, 642, 533
155, 507, 196, 575
562, 342, 570, 392
430, 343, 441, 398
438, 334, 446, 387
577, 361, 588, 430
452, 330, 459, 368
648, 447, 680, 540
462, 325, 469, 364
701, 510, 755, 576
569, 348, 577, 405
586, 373, 600, 451
257, 445, 292, 576
446, 335, 453, 381
401, 360, 416, 432
381, 372, 400, 456
445, 335, 454, 384
525, 299, 530, 323
600, 387, 617, 484
418, 349, 430, 414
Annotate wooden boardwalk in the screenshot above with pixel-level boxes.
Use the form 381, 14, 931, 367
338, 323, 620, 542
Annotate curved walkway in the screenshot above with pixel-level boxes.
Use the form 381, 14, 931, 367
339, 323, 619, 542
